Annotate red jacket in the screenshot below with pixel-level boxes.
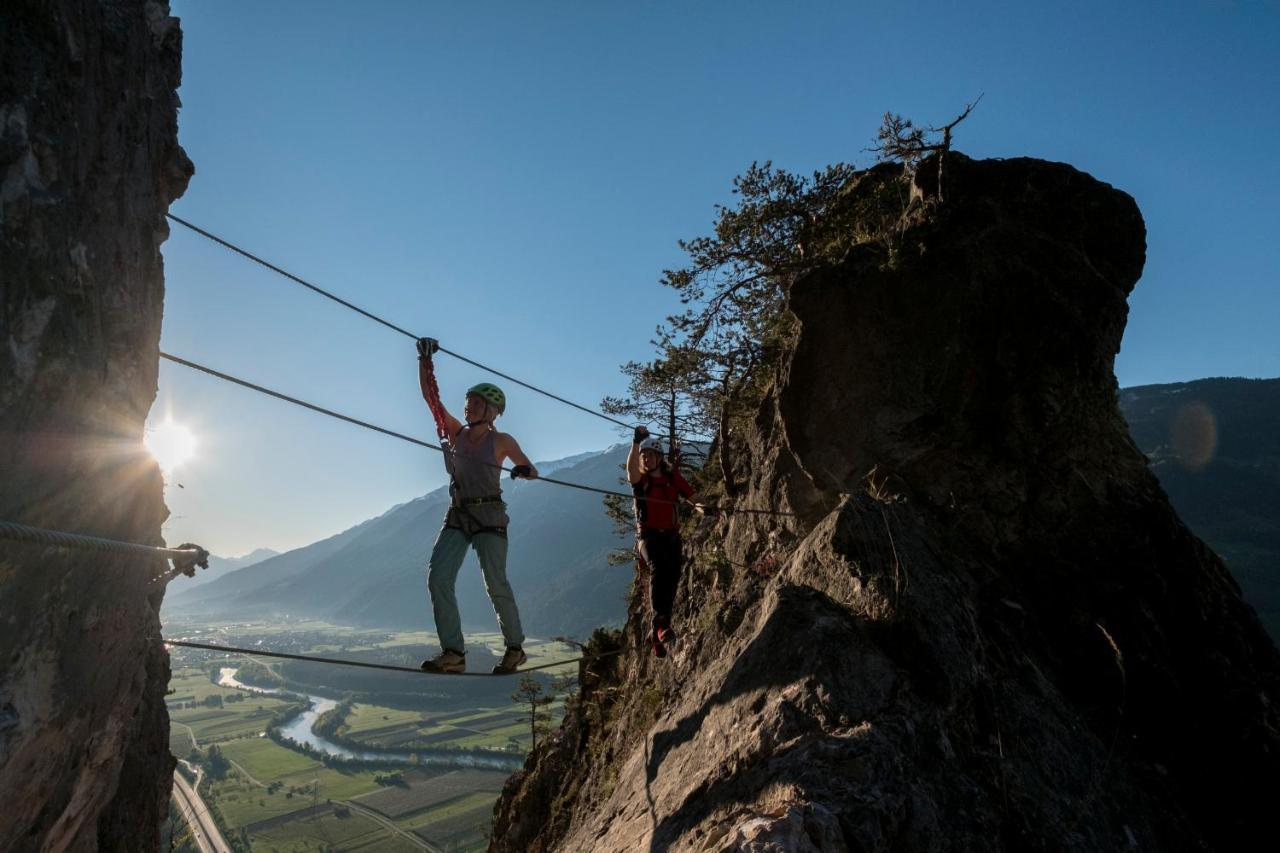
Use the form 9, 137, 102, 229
632, 470, 694, 532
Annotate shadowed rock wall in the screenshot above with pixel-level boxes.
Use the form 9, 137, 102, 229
490, 155, 1279, 852
0, 1, 191, 850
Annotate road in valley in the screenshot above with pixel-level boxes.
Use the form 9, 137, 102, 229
172, 768, 232, 853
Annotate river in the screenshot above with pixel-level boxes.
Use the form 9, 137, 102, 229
217, 667, 521, 771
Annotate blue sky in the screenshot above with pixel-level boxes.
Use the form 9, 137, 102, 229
155, 0, 1280, 555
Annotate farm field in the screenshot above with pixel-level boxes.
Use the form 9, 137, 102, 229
338, 700, 537, 751
220, 737, 317, 781
247, 808, 423, 853
200, 741, 503, 850
170, 722, 196, 756
355, 769, 508, 819
404, 791, 499, 851
167, 666, 297, 745
170, 705, 287, 743
162, 621, 567, 851
197, 740, 389, 832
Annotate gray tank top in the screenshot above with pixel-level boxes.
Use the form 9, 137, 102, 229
450, 427, 502, 499
445, 426, 508, 532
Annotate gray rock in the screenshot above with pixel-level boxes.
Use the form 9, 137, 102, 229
0, 1, 191, 849
490, 155, 1280, 852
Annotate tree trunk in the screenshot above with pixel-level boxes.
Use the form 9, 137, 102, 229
718, 397, 737, 500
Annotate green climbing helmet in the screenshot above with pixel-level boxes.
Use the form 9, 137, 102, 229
466, 382, 506, 415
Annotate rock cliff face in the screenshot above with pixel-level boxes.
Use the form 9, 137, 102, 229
0, 2, 191, 850
491, 155, 1280, 852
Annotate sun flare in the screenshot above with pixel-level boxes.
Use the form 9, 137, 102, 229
145, 418, 197, 474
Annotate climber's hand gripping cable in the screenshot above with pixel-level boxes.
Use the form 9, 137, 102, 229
171, 543, 211, 578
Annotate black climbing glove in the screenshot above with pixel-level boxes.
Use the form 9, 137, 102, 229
633, 425, 649, 444
417, 337, 439, 358
510, 464, 534, 480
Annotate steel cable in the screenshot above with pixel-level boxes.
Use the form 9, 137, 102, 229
159, 351, 794, 516
0, 520, 208, 584
163, 638, 625, 678
166, 213, 645, 434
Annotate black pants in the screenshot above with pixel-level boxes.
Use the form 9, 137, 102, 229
637, 528, 682, 627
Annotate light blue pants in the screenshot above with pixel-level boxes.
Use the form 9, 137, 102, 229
427, 526, 525, 653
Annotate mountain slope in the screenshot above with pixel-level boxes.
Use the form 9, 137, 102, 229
1120, 377, 1280, 640
179, 547, 278, 590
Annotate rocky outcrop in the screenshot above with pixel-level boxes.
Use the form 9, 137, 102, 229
0, 2, 191, 850
491, 155, 1280, 851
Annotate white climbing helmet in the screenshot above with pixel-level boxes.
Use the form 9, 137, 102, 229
639, 437, 664, 454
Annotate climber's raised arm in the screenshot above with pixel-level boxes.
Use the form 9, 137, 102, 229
418, 338, 462, 439
627, 426, 649, 484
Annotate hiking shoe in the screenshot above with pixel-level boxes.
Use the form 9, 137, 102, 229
492, 646, 527, 674
421, 649, 466, 674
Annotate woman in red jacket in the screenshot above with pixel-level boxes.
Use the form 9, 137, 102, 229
628, 426, 707, 657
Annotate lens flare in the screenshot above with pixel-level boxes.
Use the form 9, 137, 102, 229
1169, 401, 1217, 472
145, 418, 197, 474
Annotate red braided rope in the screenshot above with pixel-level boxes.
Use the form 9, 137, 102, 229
421, 355, 451, 444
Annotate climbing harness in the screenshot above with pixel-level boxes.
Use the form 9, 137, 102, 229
445, 504, 509, 539
458, 495, 505, 508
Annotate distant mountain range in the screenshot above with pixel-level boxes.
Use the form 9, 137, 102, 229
163, 446, 634, 639
165, 378, 1280, 646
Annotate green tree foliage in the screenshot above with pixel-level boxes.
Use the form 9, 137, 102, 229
313, 695, 355, 738
602, 351, 716, 460
611, 159, 862, 498
871, 96, 981, 202
607, 105, 981, 505
203, 744, 230, 780
602, 465, 637, 566
511, 674, 555, 751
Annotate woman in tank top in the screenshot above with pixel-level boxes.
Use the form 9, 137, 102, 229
417, 343, 539, 674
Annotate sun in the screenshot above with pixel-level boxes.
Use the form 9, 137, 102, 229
145, 417, 197, 474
